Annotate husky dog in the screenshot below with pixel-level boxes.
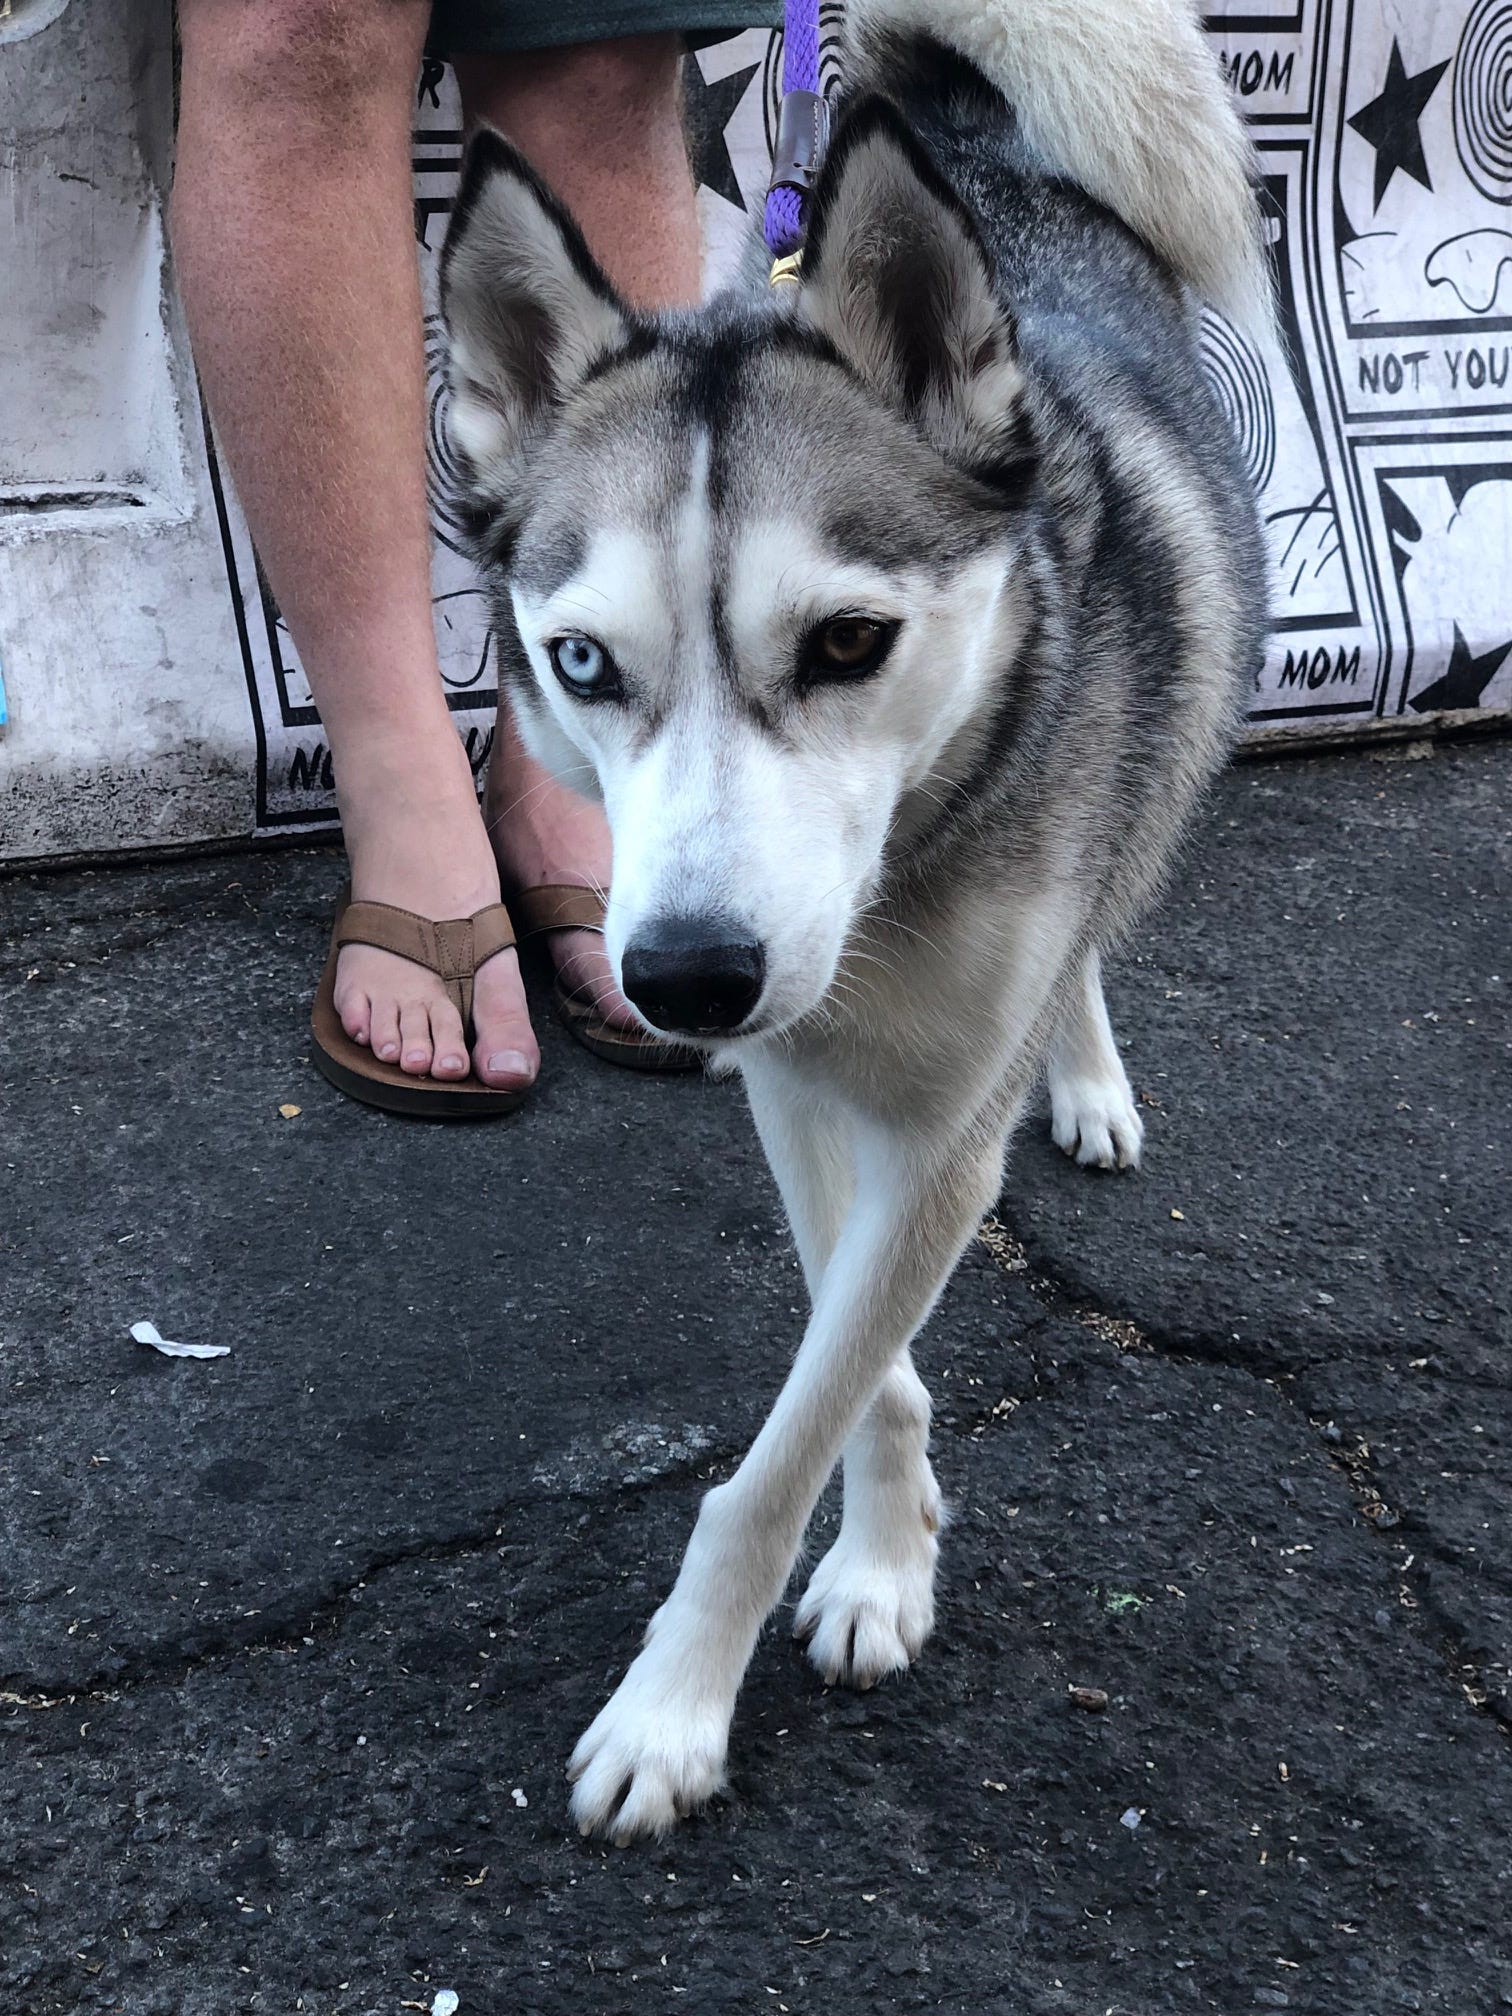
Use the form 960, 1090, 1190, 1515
440, 0, 1269, 1840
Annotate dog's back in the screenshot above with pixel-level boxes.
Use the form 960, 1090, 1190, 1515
845, 0, 1271, 338
842, 7, 1270, 931
846, 23, 1259, 484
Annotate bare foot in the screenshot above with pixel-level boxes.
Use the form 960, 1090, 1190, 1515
332, 735, 539, 1091
483, 708, 639, 1031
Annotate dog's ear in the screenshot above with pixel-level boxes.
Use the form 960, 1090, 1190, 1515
440, 126, 633, 502
799, 100, 1032, 488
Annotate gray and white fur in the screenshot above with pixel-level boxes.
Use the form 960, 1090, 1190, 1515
441, 0, 1269, 1841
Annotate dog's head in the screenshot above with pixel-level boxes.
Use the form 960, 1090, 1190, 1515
441, 101, 1038, 1045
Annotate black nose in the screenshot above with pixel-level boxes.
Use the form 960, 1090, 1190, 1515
621, 916, 766, 1036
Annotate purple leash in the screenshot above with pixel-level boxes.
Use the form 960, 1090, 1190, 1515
764, 0, 830, 280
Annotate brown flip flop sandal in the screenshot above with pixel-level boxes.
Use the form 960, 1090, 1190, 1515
510, 883, 700, 1074
310, 893, 528, 1118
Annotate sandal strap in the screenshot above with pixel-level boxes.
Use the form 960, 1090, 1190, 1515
511, 883, 607, 939
334, 899, 516, 1024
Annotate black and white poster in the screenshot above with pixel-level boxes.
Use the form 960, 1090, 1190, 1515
1212, 0, 1512, 735
212, 5, 1512, 835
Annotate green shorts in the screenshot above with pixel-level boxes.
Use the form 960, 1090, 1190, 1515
428, 2, 780, 55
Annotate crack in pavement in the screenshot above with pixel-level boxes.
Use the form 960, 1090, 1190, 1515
7, 1185, 1505, 1779
0, 1438, 738, 1705
978, 1214, 1260, 1374
976, 1213, 1512, 1757
1311, 1408, 1512, 1745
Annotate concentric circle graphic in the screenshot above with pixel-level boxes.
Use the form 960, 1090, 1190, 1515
762, 29, 783, 153
423, 318, 475, 558
1455, 0, 1512, 205
1199, 313, 1277, 499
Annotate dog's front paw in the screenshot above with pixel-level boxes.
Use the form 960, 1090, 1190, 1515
792, 1502, 940, 1690
1049, 1069, 1144, 1171
568, 1645, 732, 1843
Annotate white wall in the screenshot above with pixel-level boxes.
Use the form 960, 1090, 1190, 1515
0, 0, 255, 863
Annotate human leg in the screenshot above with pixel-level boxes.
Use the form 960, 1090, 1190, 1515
173, 0, 536, 1088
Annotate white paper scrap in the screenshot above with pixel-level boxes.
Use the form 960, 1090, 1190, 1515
432, 1993, 460, 2016
130, 1320, 229, 1361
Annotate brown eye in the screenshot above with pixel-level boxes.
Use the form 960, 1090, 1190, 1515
801, 616, 898, 686
821, 619, 881, 667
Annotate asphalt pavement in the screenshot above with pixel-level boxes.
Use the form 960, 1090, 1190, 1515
1, 740, 1508, 2015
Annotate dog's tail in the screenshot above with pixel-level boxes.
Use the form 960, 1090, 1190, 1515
843, 0, 1271, 339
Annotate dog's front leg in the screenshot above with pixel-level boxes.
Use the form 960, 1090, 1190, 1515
790, 1347, 941, 1688
741, 1054, 944, 1690
568, 1112, 1009, 1842
740, 1050, 854, 1295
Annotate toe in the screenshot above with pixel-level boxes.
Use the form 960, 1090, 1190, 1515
608, 1771, 679, 1845
427, 995, 470, 1080
333, 946, 374, 1046
471, 948, 539, 1090
1112, 1110, 1144, 1170
847, 1605, 912, 1689
803, 1602, 863, 1687
370, 998, 401, 1066
1075, 1119, 1116, 1169
337, 986, 372, 1047
570, 1752, 633, 1840
398, 1000, 435, 1077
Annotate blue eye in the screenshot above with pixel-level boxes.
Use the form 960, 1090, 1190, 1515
549, 634, 619, 698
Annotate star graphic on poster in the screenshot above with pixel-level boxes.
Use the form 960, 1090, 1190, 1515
1380, 482, 1422, 588
1409, 624, 1512, 713
1347, 38, 1450, 211
682, 56, 760, 211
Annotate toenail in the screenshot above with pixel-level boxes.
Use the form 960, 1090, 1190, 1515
378, 1042, 399, 1060
439, 1053, 466, 1073
488, 1050, 532, 1080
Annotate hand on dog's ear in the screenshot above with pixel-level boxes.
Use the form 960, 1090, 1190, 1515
799, 101, 1032, 487
440, 126, 632, 503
